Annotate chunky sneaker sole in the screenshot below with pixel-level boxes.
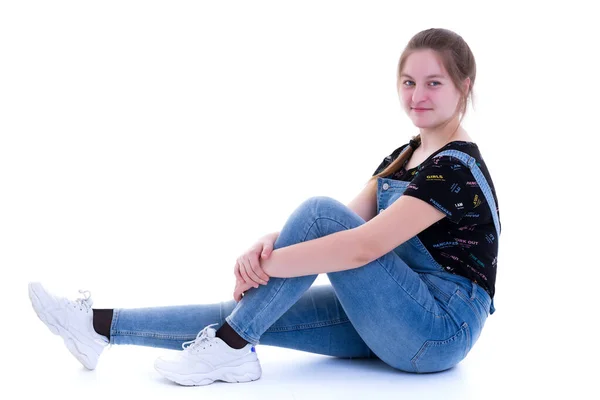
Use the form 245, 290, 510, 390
154, 323, 262, 386
28, 282, 108, 370
154, 359, 262, 386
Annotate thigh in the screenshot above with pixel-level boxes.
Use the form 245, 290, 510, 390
299, 197, 465, 372
326, 250, 462, 372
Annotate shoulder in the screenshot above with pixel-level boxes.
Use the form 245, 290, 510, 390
413, 142, 485, 183
421, 141, 482, 169
436, 141, 481, 157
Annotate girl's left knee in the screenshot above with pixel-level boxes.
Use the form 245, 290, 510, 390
298, 196, 348, 216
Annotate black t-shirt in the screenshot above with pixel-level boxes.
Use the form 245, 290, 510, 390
372, 140, 500, 299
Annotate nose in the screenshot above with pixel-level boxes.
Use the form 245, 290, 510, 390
411, 84, 427, 105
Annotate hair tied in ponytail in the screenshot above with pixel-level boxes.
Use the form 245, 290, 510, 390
409, 138, 420, 150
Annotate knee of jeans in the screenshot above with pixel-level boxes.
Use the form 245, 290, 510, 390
296, 196, 349, 220
300, 195, 339, 211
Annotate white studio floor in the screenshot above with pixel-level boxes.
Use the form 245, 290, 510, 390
17, 315, 488, 400
9, 279, 590, 400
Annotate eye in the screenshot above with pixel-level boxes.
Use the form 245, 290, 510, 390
403, 80, 441, 87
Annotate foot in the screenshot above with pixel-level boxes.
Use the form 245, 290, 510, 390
154, 323, 262, 386
28, 282, 109, 370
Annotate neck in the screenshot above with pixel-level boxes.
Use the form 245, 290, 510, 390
417, 117, 464, 153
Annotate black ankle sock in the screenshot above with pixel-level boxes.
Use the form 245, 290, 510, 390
216, 321, 249, 349
92, 309, 113, 341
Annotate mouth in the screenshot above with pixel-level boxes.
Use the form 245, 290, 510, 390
412, 108, 431, 112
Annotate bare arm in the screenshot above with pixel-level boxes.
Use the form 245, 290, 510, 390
259, 179, 378, 278
261, 229, 363, 278
345, 179, 378, 222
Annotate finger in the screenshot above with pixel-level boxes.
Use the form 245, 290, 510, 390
255, 251, 271, 282
239, 259, 259, 288
248, 255, 269, 285
255, 263, 270, 283
235, 265, 246, 284
262, 243, 273, 258
235, 286, 245, 302
234, 261, 243, 282
234, 284, 246, 302
256, 258, 270, 282
239, 261, 253, 287
243, 256, 263, 287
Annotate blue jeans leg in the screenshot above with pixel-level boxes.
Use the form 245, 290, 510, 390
225, 196, 467, 372
110, 283, 375, 359
112, 196, 473, 373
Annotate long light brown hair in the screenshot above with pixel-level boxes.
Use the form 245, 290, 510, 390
370, 28, 477, 182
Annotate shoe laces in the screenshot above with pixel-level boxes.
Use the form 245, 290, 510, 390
66, 288, 112, 350
181, 323, 219, 353
70, 289, 93, 313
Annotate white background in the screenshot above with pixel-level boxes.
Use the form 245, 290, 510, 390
2, 1, 598, 399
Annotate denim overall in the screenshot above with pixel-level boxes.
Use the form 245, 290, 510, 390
110, 148, 499, 373
377, 148, 498, 316
377, 147, 500, 314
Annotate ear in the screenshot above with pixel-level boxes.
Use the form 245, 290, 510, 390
462, 77, 471, 94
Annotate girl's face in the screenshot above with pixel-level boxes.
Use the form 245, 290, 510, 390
398, 49, 467, 130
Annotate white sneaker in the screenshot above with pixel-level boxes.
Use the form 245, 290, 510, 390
28, 282, 109, 370
154, 323, 262, 386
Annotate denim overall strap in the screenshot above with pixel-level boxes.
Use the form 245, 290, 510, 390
432, 150, 501, 239
432, 149, 499, 315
